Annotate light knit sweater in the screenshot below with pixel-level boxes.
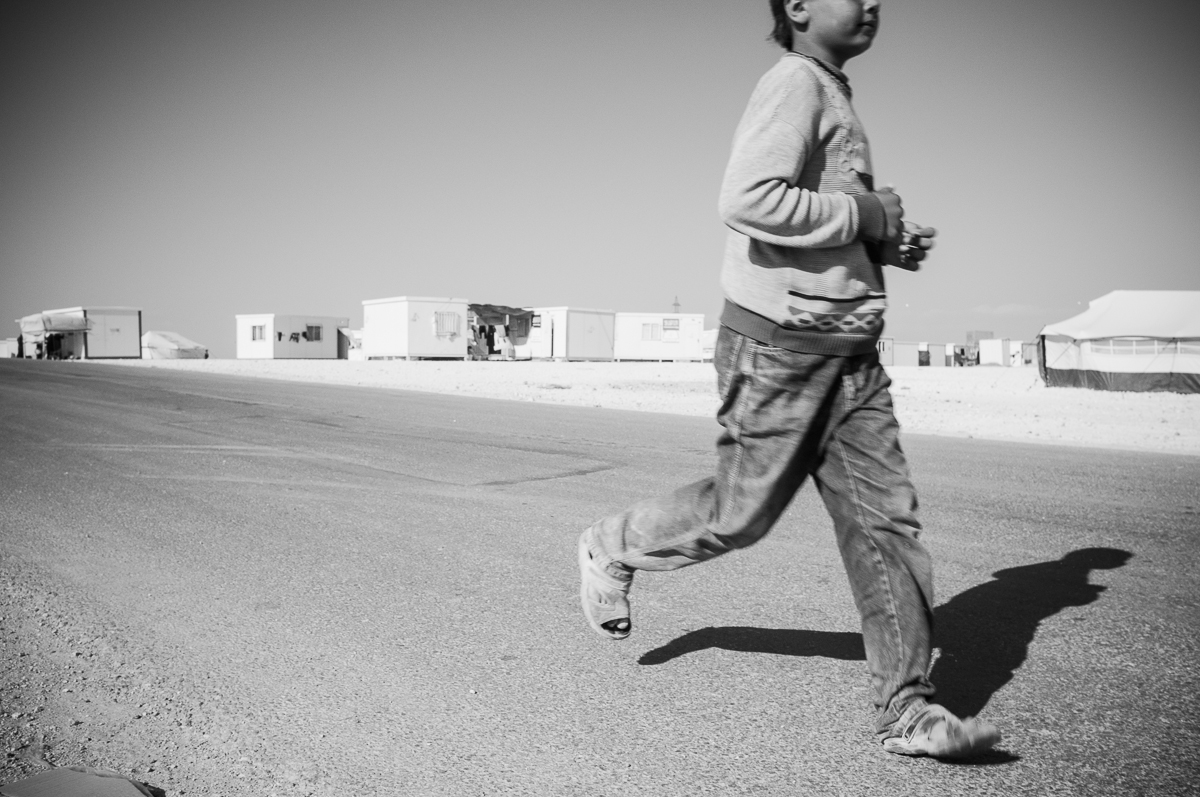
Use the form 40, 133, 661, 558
718, 52, 889, 356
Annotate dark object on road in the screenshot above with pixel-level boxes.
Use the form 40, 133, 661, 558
1, 766, 164, 797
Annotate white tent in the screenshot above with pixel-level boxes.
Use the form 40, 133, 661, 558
141, 330, 208, 359
1037, 290, 1200, 393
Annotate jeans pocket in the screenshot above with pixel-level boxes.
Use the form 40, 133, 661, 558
745, 341, 829, 383
715, 328, 748, 403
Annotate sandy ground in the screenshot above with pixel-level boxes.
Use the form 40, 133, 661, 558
103, 358, 1200, 456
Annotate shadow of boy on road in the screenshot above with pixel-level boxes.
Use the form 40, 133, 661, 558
929, 547, 1132, 718
639, 547, 1133, 723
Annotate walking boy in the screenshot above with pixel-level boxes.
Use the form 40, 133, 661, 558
578, 0, 1000, 759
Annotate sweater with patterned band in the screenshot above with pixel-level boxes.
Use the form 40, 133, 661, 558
718, 52, 891, 356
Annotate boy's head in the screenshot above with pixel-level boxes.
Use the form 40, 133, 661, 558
770, 0, 880, 66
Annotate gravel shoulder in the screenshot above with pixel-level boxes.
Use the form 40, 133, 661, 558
1, 563, 237, 796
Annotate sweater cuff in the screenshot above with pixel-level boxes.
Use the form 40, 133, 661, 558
853, 193, 887, 241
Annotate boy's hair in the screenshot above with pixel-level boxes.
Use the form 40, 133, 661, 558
769, 0, 793, 50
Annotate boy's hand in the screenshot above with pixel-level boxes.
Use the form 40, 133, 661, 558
872, 186, 937, 270
880, 222, 937, 271
900, 222, 937, 267
874, 187, 905, 241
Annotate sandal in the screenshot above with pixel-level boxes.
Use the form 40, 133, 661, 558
578, 532, 633, 640
881, 702, 1000, 759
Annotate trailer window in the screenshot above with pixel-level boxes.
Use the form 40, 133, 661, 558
251, 325, 265, 341
642, 323, 662, 342
306, 325, 322, 342
663, 318, 680, 342
435, 312, 460, 338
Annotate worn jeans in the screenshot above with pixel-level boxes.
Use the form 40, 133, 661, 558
586, 326, 936, 733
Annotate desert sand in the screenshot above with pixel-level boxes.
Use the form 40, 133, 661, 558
102, 358, 1200, 456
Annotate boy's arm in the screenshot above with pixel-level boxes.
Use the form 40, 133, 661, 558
718, 77, 886, 249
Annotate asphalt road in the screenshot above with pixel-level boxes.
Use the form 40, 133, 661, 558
1, 360, 1197, 796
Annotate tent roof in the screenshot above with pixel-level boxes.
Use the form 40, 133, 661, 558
1039, 290, 1200, 340
18, 313, 92, 335
141, 330, 206, 350
42, 306, 140, 314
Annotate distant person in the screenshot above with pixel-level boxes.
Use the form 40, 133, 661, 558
577, 0, 999, 759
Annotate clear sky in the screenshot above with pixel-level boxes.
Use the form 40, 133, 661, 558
3, 0, 1198, 358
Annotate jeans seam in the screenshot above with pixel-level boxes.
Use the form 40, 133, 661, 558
607, 333, 752, 567
835, 431, 907, 701
718, 336, 752, 527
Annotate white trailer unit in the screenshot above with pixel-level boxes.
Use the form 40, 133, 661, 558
524, 307, 614, 361
37, 306, 142, 359
235, 314, 349, 359
1009, 340, 1026, 366
893, 341, 920, 367
876, 337, 894, 366
361, 296, 468, 360
978, 338, 1010, 366
613, 312, 705, 361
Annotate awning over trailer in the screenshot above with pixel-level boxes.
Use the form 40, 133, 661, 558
468, 304, 534, 325
17, 313, 92, 343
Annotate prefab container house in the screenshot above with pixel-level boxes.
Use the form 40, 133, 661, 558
613, 313, 705, 361
235, 314, 349, 359
978, 338, 1010, 366
524, 307, 615, 361
892, 341, 920, 367
361, 296, 468, 360
19, 306, 142, 359
1020, 341, 1039, 366
339, 328, 363, 360
927, 343, 948, 367
876, 337, 894, 366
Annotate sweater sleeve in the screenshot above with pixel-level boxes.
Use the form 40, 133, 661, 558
717, 71, 861, 249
